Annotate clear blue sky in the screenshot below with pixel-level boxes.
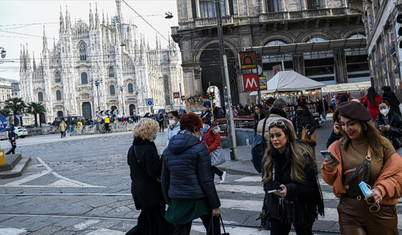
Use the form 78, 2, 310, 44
0, 0, 178, 80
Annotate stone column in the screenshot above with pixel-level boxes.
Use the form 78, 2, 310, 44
334, 49, 348, 83
182, 65, 203, 111
292, 53, 305, 75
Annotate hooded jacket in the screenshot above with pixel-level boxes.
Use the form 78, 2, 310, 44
162, 131, 221, 209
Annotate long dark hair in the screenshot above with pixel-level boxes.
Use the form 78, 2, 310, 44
262, 120, 315, 184
367, 87, 378, 106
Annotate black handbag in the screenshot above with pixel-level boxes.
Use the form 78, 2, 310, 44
209, 215, 229, 235
343, 147, 371, 198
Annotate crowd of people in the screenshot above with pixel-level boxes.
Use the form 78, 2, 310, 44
125, 84, 402, 235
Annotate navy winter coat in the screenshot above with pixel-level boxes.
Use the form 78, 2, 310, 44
162, 131, 221, 209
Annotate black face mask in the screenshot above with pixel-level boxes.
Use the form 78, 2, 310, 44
296, 110, 303, 115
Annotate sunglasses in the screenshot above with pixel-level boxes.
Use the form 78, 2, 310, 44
268, 121, 286, 128
363, 184, 380, 213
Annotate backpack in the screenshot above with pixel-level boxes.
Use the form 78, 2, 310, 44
251, 118, 268, 173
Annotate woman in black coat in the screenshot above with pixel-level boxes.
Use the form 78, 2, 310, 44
262, 120, 324, 235
127, 118, 174, 235
292, 104, 317, 150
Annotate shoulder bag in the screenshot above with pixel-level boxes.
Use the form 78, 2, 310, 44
342, 147, 371, 198
301, 124, 316, 144
202, 135, 226, 166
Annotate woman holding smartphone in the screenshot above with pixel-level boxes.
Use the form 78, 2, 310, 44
375, 100, 402, 155
262, 119, 324, 235
322, 101, 402, 234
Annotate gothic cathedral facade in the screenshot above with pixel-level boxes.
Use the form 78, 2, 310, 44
19, 0, 183, 124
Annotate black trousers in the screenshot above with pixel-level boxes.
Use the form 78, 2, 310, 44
6, 142, 16, 155
159, 121, 164, 131
126, 206, 174, 235
174, 214, 220, 235
270, 217, 313, 235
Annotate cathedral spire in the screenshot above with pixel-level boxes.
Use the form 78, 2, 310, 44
32, 51, 36, 71
65, 6, 71, 33
59, 6, 64, 33
43, 25, 48, 52
115, 0, 123, 25
95, 3, 99, 29
89, 3, 94, 30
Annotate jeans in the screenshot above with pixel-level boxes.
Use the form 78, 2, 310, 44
322, 111, 327, 120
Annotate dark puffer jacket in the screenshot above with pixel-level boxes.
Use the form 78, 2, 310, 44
162, 131, 221, 209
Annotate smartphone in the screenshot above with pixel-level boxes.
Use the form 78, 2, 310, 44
320, 150, 340, 165
266, 188, 282, 194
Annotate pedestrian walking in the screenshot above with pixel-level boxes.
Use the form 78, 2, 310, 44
317, 97, 329, 121
375, 100, 402, 155
201, 107, 212, 119
167, 110, 180, 146
162, 113, 221, 235
322, 101, 402, 234
59, 120, 67, 138
326, 108, 342, 148
104, 116, 111, 132
126, 118, 174, 235
292, 104, 316, 151
262, 120, 324, 235
362, 87, 383, 121
157, 111, 164, 132
200, 117, 226, 183
381, 86, 401, 115
5, 124, 17, 155
254, 104, 265, 133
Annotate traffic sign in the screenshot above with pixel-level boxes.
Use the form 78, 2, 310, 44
0, 115, 8, 132
181, 96, 186, 101
145, 98, 154, 106
173, 92, 180, 99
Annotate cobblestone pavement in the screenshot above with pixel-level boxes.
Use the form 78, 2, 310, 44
0, 120, 401, 234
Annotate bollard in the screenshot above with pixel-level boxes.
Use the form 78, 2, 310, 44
0, 150, 4, 165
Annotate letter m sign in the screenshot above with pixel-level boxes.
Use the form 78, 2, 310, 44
243, 74, 258, 91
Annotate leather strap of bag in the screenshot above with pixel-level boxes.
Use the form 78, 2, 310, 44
262, 117, 268, 142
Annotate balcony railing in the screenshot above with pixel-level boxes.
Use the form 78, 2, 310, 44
177, 8, 356, 31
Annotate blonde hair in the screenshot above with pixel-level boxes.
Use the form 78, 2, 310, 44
132, 118, 159, 141
262, 119, 315, 184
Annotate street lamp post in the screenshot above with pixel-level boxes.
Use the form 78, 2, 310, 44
215, 0, 238, 160
119, 86, 125, 117
92, 79, 103, 112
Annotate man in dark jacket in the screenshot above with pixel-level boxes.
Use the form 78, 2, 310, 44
5, 124, 16, 155
317, 97, 329, 121
382, 86, 401, 115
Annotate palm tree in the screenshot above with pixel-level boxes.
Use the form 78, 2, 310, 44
0, 108, 11, 118
4, 98, 27, 126
27, 102, 46, 127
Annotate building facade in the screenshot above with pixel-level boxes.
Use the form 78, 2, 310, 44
172, 0, 368, 107
0, 78, 13, 109
362, 0, 402, 98
19, 0, 183, 123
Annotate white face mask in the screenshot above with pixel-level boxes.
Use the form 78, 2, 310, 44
169, 119, 176, 126
380, 109, 389, 116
